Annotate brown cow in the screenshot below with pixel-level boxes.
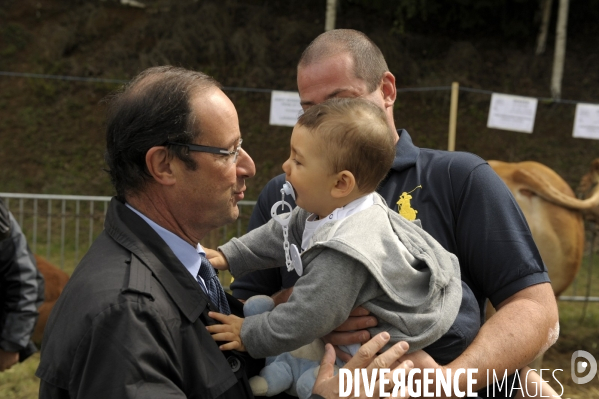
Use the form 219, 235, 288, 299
489, 159, 599, 296
32, 255, 69, 346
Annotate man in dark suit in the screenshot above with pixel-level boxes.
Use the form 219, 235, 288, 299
36, 66, 258, 399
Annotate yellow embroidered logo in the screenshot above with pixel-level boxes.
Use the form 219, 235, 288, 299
397, 185, 422, 221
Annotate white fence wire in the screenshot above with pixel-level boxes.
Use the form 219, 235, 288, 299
1, 192, 596, 302
1, 193, 110, 266
0, 192, 256, 274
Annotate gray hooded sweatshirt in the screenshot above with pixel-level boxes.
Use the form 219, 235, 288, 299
219, 193, 462, 359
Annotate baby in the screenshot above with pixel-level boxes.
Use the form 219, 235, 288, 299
207, 97, 480, 368
207, 97, 562, 399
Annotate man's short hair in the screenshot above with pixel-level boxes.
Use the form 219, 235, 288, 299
297, 98, 395, 193
104, 66, 219, 200
298, 29, 389, 93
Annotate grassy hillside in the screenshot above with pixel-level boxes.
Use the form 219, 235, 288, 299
1, 0, 598, 198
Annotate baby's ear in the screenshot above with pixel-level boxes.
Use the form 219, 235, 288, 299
331, 170, 356, 198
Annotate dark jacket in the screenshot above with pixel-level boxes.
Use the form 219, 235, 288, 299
0, 207, 44, 362
36, 198, 257, 399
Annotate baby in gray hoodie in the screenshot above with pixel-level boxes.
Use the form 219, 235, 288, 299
206, 97, 479, 366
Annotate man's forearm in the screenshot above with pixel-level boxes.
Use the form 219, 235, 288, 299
449, 283, 559, 392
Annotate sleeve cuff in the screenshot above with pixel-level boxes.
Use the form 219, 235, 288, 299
489, 271, 551, 307
0, 339, 25, 353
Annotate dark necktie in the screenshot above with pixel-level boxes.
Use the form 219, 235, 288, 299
198, 255, 231, 315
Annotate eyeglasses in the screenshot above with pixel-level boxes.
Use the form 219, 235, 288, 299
166, 139, 243, 164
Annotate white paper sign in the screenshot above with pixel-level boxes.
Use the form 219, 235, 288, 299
573, 103, 599, 140
487, 93, 538, 133
269, 90, 303, 127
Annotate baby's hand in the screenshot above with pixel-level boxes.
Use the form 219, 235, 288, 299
206, 312, 246, 351
204, 248, 229, 270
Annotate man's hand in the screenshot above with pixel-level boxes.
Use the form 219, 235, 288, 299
312, 332, 413, 399
0, 348, 19, 372
204, 248, 229, 270
323, 306, 377, 362
398, 349, 440, 371
205, 312, 246, 351
398, 350, 455, 399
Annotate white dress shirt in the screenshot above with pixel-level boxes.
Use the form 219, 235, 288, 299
125, 203, 209, 290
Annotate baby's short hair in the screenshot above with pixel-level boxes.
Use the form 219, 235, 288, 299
297, 98, 396, 193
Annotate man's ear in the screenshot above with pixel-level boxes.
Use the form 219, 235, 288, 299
331, 170, 356, 199
380, 71, 397, 109
145, 146, 177, 186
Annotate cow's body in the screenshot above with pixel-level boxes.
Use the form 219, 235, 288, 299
32, 255, 69, 345
489, 160, 599, 296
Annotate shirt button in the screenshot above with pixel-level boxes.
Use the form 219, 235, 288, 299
227, 356, 241, 372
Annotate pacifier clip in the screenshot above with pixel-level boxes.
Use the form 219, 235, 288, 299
270, 181, 303, 276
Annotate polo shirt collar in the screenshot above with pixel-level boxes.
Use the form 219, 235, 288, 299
391, 129, 420, 173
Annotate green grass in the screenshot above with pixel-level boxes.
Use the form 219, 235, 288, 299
561, 246, 599, 301
0, 353, 40, 399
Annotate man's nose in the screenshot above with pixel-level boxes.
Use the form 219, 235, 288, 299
236, 148, 256, 178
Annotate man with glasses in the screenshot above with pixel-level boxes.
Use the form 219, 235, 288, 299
36, 66, 259, 398
231, 30, 559, 398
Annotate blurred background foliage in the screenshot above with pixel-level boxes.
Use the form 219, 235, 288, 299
0, 0, 598, 197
